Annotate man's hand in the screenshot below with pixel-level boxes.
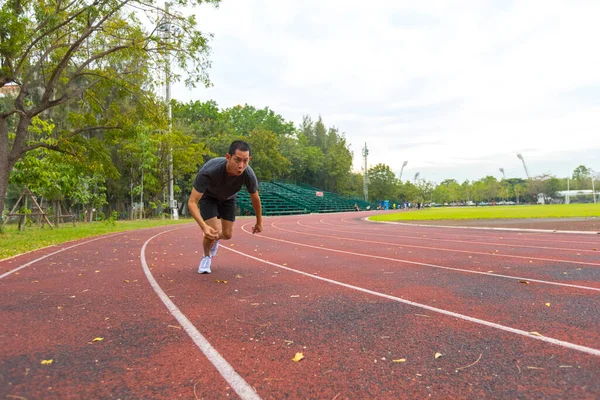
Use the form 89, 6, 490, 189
202, 225, 219, 240
252, 222, 263, 234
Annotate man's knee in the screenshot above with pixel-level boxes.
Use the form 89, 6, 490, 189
221, 231, 233, 240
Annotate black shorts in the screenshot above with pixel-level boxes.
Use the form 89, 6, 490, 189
200, 195, 236, 222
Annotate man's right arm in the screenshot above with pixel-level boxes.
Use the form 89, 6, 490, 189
188, 188, 218, 239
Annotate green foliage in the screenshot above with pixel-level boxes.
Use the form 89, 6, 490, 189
370, 204, 600, 221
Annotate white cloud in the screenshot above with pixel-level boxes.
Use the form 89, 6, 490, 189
174, 0, 600, 183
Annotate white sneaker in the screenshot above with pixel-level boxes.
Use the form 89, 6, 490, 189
210, 240, 219, 258
197, 256, 212, 274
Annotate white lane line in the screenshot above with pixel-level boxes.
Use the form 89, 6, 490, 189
309, 220, 600, 253
0, 233, 122, 280
140, 230, 261, 400
371, 219, 600, 236
318, 217, 600, 246
226, 235, 600, 358
284, 220, 600, 269
259, 222, 600, 292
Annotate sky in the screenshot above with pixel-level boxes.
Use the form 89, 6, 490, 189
171, 0, 600, 184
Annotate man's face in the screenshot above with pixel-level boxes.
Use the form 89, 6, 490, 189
226, 149, 251, 176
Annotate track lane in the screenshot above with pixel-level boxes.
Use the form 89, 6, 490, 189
0, 225, 237, 399
145, 224, 600, 398
2, 213, 599, 399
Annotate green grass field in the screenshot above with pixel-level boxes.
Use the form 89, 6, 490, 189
369, 204, 600, 222
0, 218, 194, 260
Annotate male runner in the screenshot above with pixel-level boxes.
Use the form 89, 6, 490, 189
187, 140, 263, 274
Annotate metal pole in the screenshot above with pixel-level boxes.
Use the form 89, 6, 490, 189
592, 174, 597, 204
362, 142, 368, 202
399, 160, 407, 181
163, 3, 178, 219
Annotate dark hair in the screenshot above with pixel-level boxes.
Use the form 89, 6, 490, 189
228, 140, 251, 156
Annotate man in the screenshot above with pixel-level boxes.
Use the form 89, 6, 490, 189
188, 140, 263, 274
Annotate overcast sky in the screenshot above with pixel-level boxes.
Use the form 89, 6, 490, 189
172, 0, 600, 184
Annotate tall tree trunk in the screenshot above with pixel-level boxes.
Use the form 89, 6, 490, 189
0, 118, 12, 223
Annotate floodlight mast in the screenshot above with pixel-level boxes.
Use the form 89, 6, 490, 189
516, 153, 531, 179
399, 161, 408, 181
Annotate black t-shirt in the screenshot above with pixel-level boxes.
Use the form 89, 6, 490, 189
193, 157, 259, 201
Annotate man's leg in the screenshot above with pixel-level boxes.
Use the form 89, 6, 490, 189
203, 217, 220, 257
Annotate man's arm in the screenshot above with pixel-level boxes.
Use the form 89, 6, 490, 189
188, 188, 219, 240
249, 191, 263, 234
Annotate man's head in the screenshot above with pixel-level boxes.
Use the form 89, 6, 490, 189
225, 140, 251, 176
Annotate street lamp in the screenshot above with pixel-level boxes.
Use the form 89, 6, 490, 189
399, 161, 408, 181
414, 172, 420, 182
158, 2, 179, 220
516, 153, 531, 179
499, 168, 506, 179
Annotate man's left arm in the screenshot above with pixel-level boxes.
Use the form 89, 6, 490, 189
249, 191, 263, 234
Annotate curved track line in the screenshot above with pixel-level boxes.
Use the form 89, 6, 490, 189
333, 217, 600, 246
307, 220, 600, 253
369, 219, 600, 236
285, 220, 600, 268
0, 233, 122, 280
259, 222, 600, 292
227, 235, 600, 358
140, 229, 261, 400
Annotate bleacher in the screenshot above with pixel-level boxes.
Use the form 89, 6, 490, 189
236, 181, 375, 216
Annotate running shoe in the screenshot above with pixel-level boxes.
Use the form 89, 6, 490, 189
197, 255, 212, 274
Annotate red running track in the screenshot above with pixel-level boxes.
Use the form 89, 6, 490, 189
1, 212, 599, 399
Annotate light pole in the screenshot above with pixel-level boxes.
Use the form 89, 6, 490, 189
414, 172, 420, 182
362, 142, 368, 202
516, 153, 531, 179
159, 2, 178, 219
399, 161, 408, 181
499, 168, 506, 179
592, 171, 597, 204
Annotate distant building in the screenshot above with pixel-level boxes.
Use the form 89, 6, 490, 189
0, 83, 20, 98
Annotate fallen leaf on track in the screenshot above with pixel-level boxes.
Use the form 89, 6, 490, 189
213, 280, 228, 284
41, 360, 53, 365
236, 275, 243, 279
290, 295, 300, 298
518, 280, 529, 284
292, 352, 304, 362
545, 303, 551, 307
529, 332, 543, 337
89, 337, 104, 344
435, 352, 443, 359
392, 359, 406, 363
526, 366, 544, 370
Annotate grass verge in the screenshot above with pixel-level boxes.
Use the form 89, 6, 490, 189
0, 218, 193, 260
369, 204, 600, 222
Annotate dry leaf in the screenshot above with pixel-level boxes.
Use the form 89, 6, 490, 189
529, 332, 543, 337
518, 280, 529, 284
290, 295, 300, 298
392, 359, 406, 363
123, 279, 130, 283
292, 352, 304, 362
41, 359, 53, 365
91, 337, 104, 342
283, 263, 287, 266
545, 303, 551, 307
214, 280, 228, 284
236, 275, 243, 279
435, 352, 443, 359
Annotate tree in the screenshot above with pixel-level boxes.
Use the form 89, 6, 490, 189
0, 0, 220, 218
367, 163, 398, 202
572, 165, 592, 190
